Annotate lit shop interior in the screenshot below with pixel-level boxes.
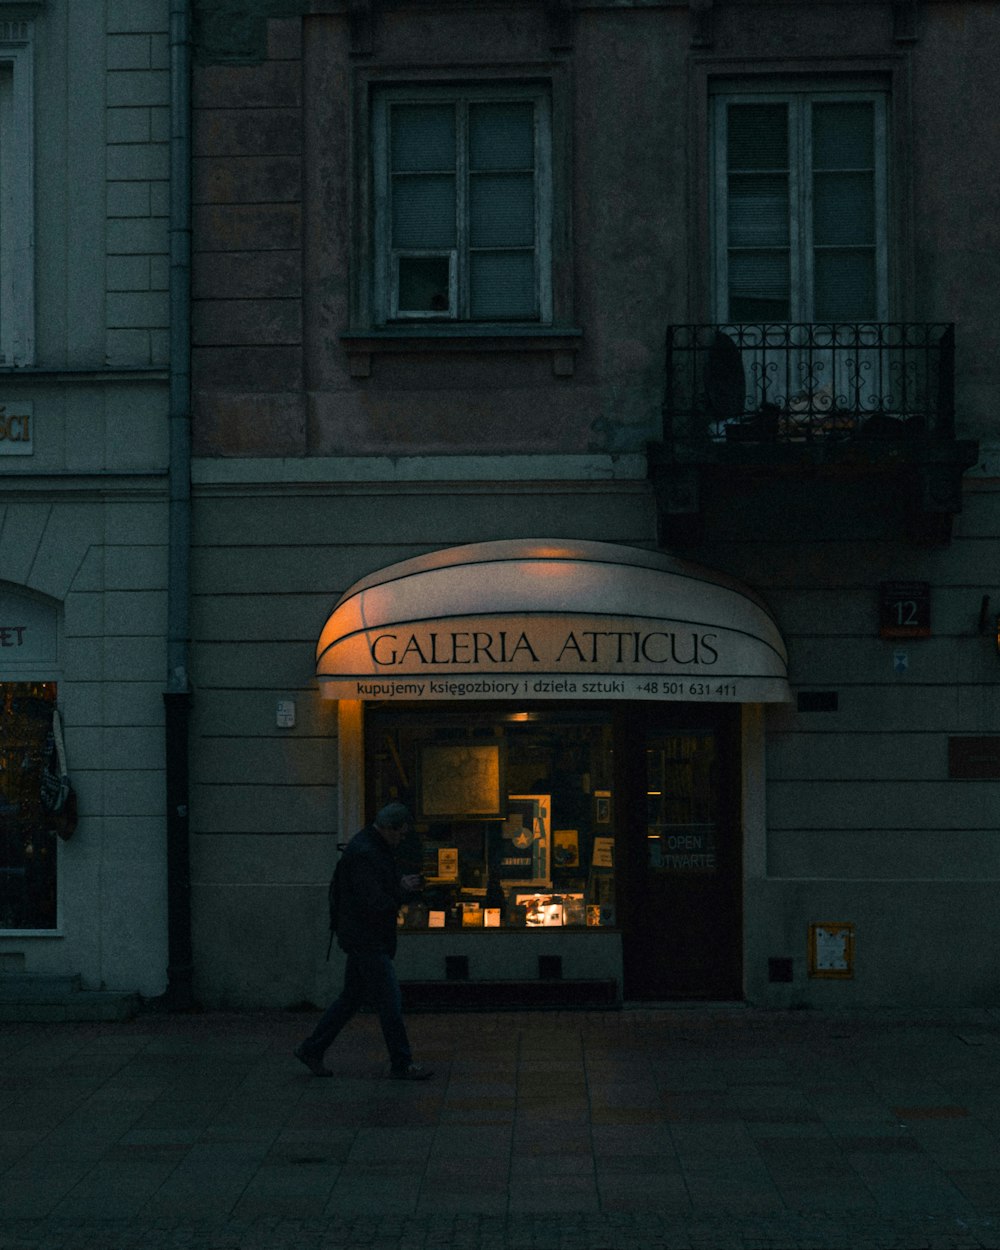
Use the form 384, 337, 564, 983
364, 701, 727, 939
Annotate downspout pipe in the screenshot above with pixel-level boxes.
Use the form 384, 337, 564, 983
163, 0, 194, 1011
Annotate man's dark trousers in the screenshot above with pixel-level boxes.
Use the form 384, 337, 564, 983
300, 950, 412, 1072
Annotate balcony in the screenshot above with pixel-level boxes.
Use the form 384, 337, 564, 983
649, 323, 979, 544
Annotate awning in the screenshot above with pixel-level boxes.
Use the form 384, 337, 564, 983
316, 539, 791, 703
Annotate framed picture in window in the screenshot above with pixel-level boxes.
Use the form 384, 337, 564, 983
417, 743, 504, 820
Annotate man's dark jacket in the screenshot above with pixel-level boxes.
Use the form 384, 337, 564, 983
335, 824, 406, 957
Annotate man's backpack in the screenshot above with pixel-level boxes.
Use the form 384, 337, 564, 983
325, 844, 348, 960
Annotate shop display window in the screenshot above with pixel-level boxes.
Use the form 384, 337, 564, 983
367, 705, 616, 929
0, 683, 58, 929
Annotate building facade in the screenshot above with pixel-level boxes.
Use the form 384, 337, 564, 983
0, 0, 176, 1004
193, 0, 995, 1009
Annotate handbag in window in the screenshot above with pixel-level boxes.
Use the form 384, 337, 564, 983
40, 709, 78, 840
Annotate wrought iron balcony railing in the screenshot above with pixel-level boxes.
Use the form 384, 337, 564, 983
663, 323, 955, 451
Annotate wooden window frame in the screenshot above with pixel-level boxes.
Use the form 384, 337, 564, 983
372, 83, 553, 328
710, 85, 889, 324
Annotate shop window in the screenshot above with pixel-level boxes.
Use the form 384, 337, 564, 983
0, 683, 58, 929
371, 85, 553, 326
366, 706, 616, 930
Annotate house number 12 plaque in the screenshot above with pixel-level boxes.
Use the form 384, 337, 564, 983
879, 581, 931, 639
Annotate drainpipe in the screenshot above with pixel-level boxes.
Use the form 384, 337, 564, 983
162, 0, 194, 1011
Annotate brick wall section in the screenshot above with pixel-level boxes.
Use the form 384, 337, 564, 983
191, 18, 305, 456
105, 1, 170, 367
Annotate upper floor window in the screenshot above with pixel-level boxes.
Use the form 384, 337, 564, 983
372, 85, 552, 326
712, 88, 888, 323
0, 21, 34, 366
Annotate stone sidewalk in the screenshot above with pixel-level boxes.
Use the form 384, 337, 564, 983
1, 1005, 1000, 1248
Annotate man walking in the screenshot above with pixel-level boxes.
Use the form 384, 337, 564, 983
294, 802, 433, 1081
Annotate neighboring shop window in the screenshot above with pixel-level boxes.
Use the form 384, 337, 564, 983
0, 683, 57, 929
366, 706, 616, 929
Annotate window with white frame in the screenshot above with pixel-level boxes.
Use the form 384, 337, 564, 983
712, 88, 888, 323
372, 85, 552, 326
0, 21, 34, 366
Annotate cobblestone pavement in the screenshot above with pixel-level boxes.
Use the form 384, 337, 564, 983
2, 1006, 1000, 1249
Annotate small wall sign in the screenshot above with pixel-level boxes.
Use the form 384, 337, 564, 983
0, 402, 33, 455
808, 922, 855, 978
0, 586, 57, 664
880, 581, 931, 638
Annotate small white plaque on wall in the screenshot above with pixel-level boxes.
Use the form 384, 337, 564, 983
808, 923, 855, 979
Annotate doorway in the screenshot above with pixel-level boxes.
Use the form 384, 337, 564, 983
618, 702, 743, 1000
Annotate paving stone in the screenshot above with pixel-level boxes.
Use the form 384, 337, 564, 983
2, 1009, 1000, 1247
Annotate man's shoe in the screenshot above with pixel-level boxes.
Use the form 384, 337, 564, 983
391, 1063, 433, 1081
294, 1044, 333, 1077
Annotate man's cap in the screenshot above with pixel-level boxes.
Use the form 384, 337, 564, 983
375, 801, 412, 831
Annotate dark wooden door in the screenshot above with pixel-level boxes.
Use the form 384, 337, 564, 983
619, 702, 742, 1000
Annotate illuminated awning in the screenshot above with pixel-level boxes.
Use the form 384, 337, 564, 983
316, 539, 791, 703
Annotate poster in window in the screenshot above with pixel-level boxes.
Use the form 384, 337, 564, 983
437, 847, 460, 882
418, 743, 504, 820
500, 794, 550, 885
591, 836, 614, 869
553, 828, 579, 869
